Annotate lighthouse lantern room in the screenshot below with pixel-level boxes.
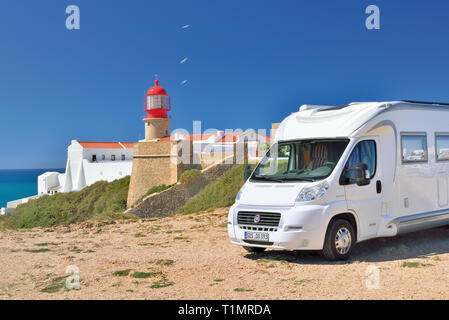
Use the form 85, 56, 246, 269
143, 80, 171, 140
144, 80, 171, 118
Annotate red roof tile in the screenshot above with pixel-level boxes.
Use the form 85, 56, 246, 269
121, 142, 135, 148
159, 133, 217, 141
77, 141, 134, 149
159, 132, 270, 142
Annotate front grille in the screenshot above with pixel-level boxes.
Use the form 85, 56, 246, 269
237, 211, 281, 227
243, 240, 274, 246
240, 226, 278, 232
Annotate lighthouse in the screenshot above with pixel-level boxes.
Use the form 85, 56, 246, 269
128, 78, 194, 207
143, 80, 171, 140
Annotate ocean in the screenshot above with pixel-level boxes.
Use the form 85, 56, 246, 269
0, 169, 65, 208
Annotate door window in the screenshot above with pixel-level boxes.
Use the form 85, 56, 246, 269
342, 140, 377, 184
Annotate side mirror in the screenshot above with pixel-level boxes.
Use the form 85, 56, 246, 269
243, 165, 253, 182
345, 162, 370, 186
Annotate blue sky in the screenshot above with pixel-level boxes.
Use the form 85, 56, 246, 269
1, 0, 449, 169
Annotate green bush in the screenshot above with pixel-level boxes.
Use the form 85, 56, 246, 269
0, 220, 15, 231
179, 169, 201, 185
177, 165, 249, 214
0, 176, 135, 229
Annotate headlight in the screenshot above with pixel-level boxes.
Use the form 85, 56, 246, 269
296, 181, 329, 202
236, 186, 245, 201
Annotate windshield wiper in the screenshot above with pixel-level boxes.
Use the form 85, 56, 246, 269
251, 176, 285, 183
280, 177, 316, 182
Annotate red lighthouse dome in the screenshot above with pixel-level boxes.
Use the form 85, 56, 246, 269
144, 80, 171, 119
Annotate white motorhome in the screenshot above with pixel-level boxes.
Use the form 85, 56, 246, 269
228, 101, 449, 260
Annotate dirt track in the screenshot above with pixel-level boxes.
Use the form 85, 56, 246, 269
1, 207, 449, 300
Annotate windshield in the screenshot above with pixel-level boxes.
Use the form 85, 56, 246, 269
251, 139, 349, 182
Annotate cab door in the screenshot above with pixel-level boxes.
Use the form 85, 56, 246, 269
342, 137, 383, 239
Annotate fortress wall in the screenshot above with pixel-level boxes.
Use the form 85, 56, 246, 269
125, 162, 237, 218
126, 142, 248, 217
126, 140, 194, 207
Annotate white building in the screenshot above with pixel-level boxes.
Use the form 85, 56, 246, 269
5, 194, 41, 210
161, 129, 270, 157
0, 207, 14, 215
2, 130, 269, 212
2, 140, 134, 212
38, 139, 134, 195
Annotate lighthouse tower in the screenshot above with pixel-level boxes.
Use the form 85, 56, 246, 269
143, 80, 171, 140
127, 79, 194, 208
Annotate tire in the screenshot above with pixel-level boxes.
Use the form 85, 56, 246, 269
322, 219, 355, 261
243, 246, 266, 253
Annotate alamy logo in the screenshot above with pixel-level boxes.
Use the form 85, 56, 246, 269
365, 5, 380, 30
65, 265, 81, 290
66, 5, 80, 30
364, 265, 380, 289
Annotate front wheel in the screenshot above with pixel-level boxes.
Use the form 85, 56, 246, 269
322, 219, 355, 261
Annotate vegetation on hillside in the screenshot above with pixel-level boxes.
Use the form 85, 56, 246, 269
0, 176, 135, 229
132, 184, 174, 207
0, 163, 256, 229
177, 165, 250, 214
0, 220, 14, 231
179, 169, 201, 185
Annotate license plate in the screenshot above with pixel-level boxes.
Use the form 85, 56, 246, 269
244, 231, 269, 241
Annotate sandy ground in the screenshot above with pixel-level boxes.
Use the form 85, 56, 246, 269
1, 207, 449, 300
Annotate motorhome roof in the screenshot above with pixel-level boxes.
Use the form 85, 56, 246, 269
277, 100, 449, 142
298, 100, 449, 113
400, 100, 449, 107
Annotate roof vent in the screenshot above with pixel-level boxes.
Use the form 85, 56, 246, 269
348, 102, 367, 105
299, 105, 337, 112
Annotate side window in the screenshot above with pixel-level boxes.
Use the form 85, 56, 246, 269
343, 140, 377, 183
401, 133, 428, 163
436, 133, 449, 161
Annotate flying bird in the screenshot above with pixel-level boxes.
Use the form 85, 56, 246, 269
179, 57, 188, 64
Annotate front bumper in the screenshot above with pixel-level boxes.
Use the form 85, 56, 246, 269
227, 203, 330, 250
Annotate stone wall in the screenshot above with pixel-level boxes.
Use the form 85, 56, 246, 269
126, 162, 237, 218
126, 140, 194, 207
127, 141, 248, 212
